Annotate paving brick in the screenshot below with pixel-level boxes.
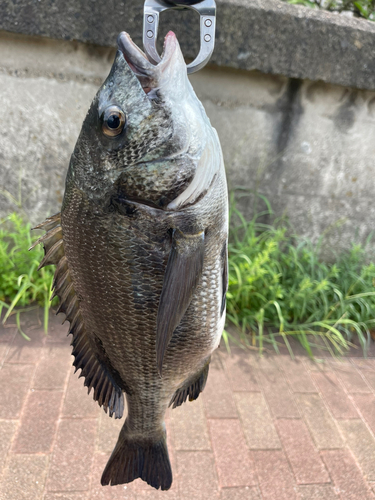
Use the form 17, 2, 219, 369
44, 494, 88, 500
12, 390, 63, 453
5, 326, 46, 364
298, 484, 339, 500
234, 392, 280, 449
330, 360, 371, 394
303, 358, 331, 372
352, 393, 375, 435
311, 371, 358, 419
296, 393, 343, 449
338, 419, 375, 481
96, 408, 124, 453
45, 315, 71, 343
352, 359, 375, 370
62, 366, 101, 418
361, 371, 375, 391
255, 357, 300, 418
137, 487, 180, 499
220, 350, 259, 392
253, 450, 299, 500
176, 451, 219, 500
46, 418, 97, 491
202, 355, 237, 418
274, 356, 317, 393
0, 363, 35, 419
0, 324, 17, 343
322, 449, 374, 500
89, 452, 138, 500
33, 344, 72, 389
220, 486, 262, 500
0, 420, 17, 474
352, 359, 375, 392
208, 419, 256, 487
0, 342, 10, 366
170, 398, 211, 451
275, 419, 330, 484
0, 454, 48, 500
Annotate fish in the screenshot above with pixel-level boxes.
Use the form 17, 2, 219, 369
31, 30, 228, 491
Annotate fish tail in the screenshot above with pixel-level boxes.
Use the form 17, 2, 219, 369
101, 420, 172, 490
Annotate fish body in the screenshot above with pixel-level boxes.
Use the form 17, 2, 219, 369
32, 31, 228, 490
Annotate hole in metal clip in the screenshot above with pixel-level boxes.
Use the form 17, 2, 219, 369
157, 7, 200, 64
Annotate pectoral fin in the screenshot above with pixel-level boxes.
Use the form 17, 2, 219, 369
156, 229, 205, 375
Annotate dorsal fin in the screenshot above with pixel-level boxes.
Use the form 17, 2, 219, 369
30, 214, 125, 419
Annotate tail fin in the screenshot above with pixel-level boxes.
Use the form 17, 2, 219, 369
101, 421, 172, 490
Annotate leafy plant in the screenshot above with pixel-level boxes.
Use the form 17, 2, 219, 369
284, 0, 375, 20
0, 213, 55, 339
225, 192, 375, 356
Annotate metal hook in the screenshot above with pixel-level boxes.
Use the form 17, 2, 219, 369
143, 0, 216, 74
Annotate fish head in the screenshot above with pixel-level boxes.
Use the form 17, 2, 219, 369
67, 31, 209, 204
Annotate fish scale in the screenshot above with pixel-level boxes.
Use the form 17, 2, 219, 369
32, 31, 228, 491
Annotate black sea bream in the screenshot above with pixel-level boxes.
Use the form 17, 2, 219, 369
31, 31, 228, 490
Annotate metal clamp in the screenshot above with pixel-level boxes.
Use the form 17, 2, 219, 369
143, 0, 216, 74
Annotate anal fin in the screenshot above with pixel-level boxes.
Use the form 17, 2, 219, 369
169, 359, 210, 409
30, 213, 125, 419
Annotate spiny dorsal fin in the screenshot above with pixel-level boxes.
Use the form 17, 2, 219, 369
29, 225, 62, 250
30, 213, 124, 418
37, 239, 64, 270
31, 213, 61, 232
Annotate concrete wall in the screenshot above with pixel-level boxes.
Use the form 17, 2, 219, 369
1, 29, 375, 255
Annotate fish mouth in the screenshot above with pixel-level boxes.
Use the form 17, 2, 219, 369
117, 31, 177, 94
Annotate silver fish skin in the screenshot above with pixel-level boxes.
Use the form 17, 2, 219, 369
32, 31, 228, 491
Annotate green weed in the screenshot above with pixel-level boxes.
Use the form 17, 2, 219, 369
285, 0, 375, 20
0, 213, 55, 339
226, 192, 375, 356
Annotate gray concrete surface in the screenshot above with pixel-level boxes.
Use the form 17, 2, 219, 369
1, 30, 375, 256
2, 0, 375, 90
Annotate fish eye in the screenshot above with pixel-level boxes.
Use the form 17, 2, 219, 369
101, 106, 126, 137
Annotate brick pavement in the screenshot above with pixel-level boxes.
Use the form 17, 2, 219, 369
1, 311, 375, 499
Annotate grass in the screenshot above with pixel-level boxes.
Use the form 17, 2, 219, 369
0, 213, 56, 339
224, 192, 375, 356
284, 0, 375, 20
2, 203, 375, 357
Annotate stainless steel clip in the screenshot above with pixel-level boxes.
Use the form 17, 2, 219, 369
143, 0, 216, 74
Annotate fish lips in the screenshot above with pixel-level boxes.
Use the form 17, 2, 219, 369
117, 31, 179, 94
